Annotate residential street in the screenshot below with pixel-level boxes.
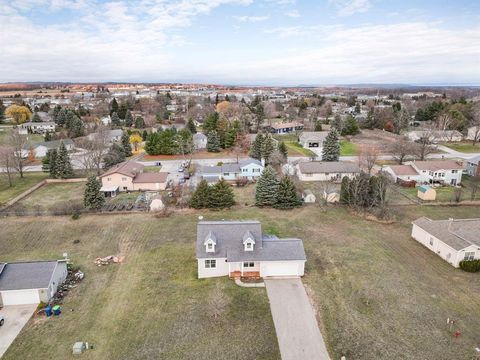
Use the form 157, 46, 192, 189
264, 278, 330, 360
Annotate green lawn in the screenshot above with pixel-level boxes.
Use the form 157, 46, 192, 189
441, 141, 480, 153
0, 172, 50, 206
284, 141, 316, 157
11, 182, 85, 211
2, 206, 480, 359
340, 140, 358, 156
143, 165, 163, 173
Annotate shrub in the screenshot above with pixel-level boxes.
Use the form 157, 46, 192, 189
459, 259, 480, 272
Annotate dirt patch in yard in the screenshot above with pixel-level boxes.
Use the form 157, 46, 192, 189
350, 129, 403, 153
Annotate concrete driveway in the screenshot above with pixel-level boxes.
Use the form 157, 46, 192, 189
0, 304, 37, 358
265, 278, 330, 360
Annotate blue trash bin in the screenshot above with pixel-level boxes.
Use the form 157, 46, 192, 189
45, 305, 52, 317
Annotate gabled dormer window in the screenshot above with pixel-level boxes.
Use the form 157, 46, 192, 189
204, 231, 216, 253
245, 241, 253, 251
242, 231, 256, 252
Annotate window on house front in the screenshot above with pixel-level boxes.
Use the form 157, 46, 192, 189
245, 242, 252, 250
205, 259, 217, 268
243, 262, 255, 268
122, 177, 127, 181
306, 173, 313, 177
464, 252, 475, 261
452, 170, 458, 174
223, 173, 229, 176
429, 237, 434, 246
207, 243, 213, 250
107, 177, 111, 181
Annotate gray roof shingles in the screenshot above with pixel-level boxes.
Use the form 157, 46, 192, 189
196, 221, 306, 262
412, 217, 480, 250
299, 161, 360, 174
0, 261, 60, 291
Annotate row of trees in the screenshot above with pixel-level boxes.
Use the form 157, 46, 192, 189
145, 128, 193, 156
190, 179, 235, 209
255, 166, 302, 209
42, 142, 74, 179
53, 107, 85, 137
250, 133, 288, 166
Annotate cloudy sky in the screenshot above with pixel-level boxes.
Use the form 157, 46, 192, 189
0, 0, 479, 85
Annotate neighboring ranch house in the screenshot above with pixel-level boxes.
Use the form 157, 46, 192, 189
296, 161, 360, 182
267, 122, 304, 134
384, 160, 464, 186
411, 217, 480, 267
18, 121, 56, 135
100, 161, 169, 195
466, 126, 480, 141
198, 158, 264, 183
21, 139, 74, 158
466, 155, 480, 177
87, 129, 123, 143
298, 131, 329, 149
193, 133, 207, 150
406, 130, 463, 142
0, 260, 67, 306
196, 221, 306, 279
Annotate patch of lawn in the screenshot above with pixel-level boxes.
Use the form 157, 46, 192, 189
12, 182, 85, 211
143, 165, 162, 172
441, 141, 480, 153
340, 140, 358, 156
0, 172, 49, 206
285, 141, 316, 157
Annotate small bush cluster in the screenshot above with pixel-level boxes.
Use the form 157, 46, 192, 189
459, 259, 480, 272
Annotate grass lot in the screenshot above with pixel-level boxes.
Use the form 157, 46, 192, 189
441, 141, 480, 153
273, 133, 316, 157
340, 140, 358, 156
2, 205, 480, 359
0, 172, 49, 206
143, 165, 163, 172
12, 182, 85, 211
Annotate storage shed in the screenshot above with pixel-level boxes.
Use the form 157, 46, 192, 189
417, 185, 436, 201
302, 190, 316, 203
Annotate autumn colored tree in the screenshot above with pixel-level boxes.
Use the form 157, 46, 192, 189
129, 133, 142, 152
5, 105, 32, 124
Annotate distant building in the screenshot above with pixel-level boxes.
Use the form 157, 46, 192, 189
198, 158, 264, 183
267, 122, 304, 134
18, 121, 56, 135
21, 139, 74, 158
193, 133, 207, 150
406, 130, 463, 143
384, 160, 464, 186
466, 155, 480, 177
296, 161, 360, 182
298, 131, 329, 149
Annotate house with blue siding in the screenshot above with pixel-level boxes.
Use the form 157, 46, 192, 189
198, 158, 264, 183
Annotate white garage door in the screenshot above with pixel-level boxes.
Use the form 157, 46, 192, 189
1, 289, 40, 305
261, 262, 301, 278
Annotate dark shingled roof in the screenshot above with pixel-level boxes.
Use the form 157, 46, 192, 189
299, 161, 360, 174
0, 261, 62, 291
412, 217, 480, 250
196, 221, 306, 262
132, 172, 168, 183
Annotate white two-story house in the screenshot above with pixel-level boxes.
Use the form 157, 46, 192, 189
196, 220, 306, 279
406, 160, 464, 186
198, 158, 264, 183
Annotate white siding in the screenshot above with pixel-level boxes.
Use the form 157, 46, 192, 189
0, 289, 41, 305
260, 261, 305, 277
297, 169, 358, 182
197, 258, 229, 278
47, 262, 68, 300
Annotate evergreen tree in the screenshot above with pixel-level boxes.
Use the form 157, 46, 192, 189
341, 115, 360, 136
190, 180, 210, 209
274, 176, 302, 209
110, 98, 119, 115
84, 175, 105, 210
135, 116, 145, 129
224, 126, 237, 148
44, 131, 52, 141
118, 102, 128, 119
250, 133, 264, 160
32, 112, 42, 122
187, 118, 197, 134
103, 143, 126, 169
261, 134, 275, 164
278, 141, 288, 160
41, 153, 50, 173
56, 109, 67, 126
47, 149, 58, 178
125, 110, 134, 127
331, 114, 343, 133
322, 128, 340, 162
255, 166, 279, 207
111, 112, 121, 127
314, 121, 323, 131
52, 105, 62, 122
340, 176, 351, 204
207, 130, 221, 152
121, 132, 132, 157
363, 109, 375, 129
68, 116, 85, 138
203, 112, 219, 133
55, 141, 74, 179
209, 179, 235, 209
142, 130, 148, 141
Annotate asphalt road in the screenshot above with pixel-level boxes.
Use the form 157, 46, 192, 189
265, 278, 331, 360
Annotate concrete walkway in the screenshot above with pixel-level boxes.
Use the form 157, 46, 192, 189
264, 278, 330, 360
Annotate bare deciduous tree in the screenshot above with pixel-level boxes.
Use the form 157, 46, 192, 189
8, 130, 28, 178
76, 127, 110, 175
358, 144, 380, 175
469, 102, 480, 146
389, 137, 416, 164
0, 145, 15, 187
414, 126, 437, 161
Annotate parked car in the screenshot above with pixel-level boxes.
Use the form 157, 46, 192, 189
177, 167, 184, 172
179, 178, 186, 184
155, 161, 162, 166
183, 172, 190, 180
0, 316, 4, 326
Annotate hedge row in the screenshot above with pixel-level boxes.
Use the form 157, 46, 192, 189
459, 259, 480, 273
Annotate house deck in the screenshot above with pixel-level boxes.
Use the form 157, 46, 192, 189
229, 271, 261, 279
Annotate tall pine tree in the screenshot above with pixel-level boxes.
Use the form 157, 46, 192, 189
261, 134, 275, 164
111, 112, 121, 127
274, 176, 302, 209
322, 128, 340, 162
209, 179, 235, 209
341, 115, 360, 136
190, 180, 210, 209
250, 133, 264, 160
207, 130, 220, 152
255, 166, 279, 207
84, 175, 105, 210
121, 132, 132, 157
186, 118, 197, 134
47, 149, 58, 178
125, 110, 134, 127
278, 141, 288, 160
55, 141, 74, 179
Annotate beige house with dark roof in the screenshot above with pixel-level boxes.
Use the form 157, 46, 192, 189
296, 161, 360, 182
412, 217, 480, 267
100, 161, 169, 195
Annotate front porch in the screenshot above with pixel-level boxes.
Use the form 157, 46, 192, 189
229, 271, 261, 280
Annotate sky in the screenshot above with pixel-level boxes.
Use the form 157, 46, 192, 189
0, 0, 480, 85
